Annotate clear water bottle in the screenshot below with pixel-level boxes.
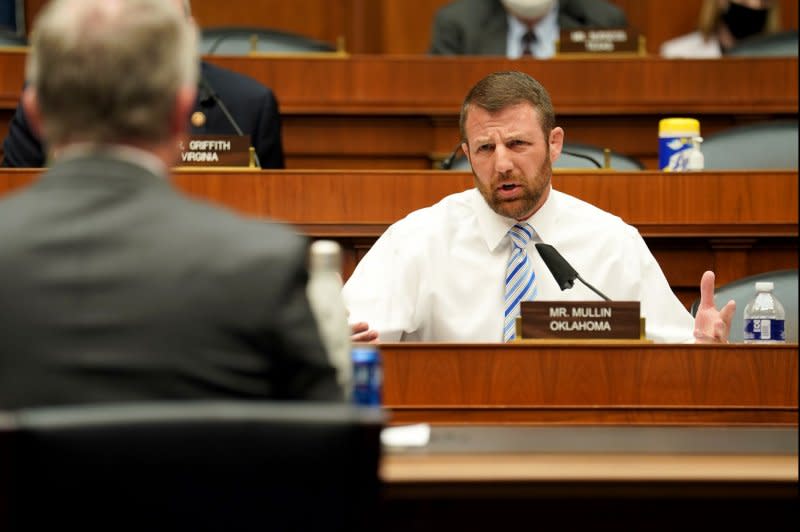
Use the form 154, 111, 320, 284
307, 240, 352, 394
686, 136, 704, 171
743, 281, 786, 344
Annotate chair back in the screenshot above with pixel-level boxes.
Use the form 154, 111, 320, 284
690, 269, 798, 343
443, 142, 643, 170
0, 401, 384, 532
701, 120, 798, 169
201, 27, 337, 55
556, 143, 644, 170
726, 30, 799, 57
0, 31, 25, 47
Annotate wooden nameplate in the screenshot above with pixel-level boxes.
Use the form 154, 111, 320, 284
177, 134, 254, 167
518, 301, 649, 342
556, 28, 645, 57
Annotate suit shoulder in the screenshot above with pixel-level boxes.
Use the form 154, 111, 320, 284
436, 0, 503, 22
559, 0, 627, 28
201, 62, 275, 100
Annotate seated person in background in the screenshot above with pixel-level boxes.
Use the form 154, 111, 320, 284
0, 0, 340, 409
345, 71, 734, 344
660, 0, 781, 58
1, 0, 284, 168
429, 0, 627, 58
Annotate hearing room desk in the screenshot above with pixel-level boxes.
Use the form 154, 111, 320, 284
377, 342, 798, 426
0, 168, 796, 309
378, 425, 798, 531
0, 52, 797, 168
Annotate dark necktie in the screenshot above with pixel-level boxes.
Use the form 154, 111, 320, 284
521, 27, 536, 56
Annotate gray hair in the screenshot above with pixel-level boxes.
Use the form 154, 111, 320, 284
26, 0, 199, 146
459, 71, 555, 143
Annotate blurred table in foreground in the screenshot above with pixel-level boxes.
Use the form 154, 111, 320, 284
379, 425, 798, 531
1, 52, 797, 168
1, 168, 796, 308
380, 342, 798, 426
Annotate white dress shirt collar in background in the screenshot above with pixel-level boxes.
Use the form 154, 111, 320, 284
505, 1, 559, 59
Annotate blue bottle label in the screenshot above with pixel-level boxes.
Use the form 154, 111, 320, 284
352, 348, 382, 406
658, 136, 693, 171
743, 318, 785, 341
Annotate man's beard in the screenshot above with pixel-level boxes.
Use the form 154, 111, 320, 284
474, 153, 552, 220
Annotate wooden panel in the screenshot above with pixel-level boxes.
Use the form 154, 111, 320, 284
1, 169, 796, 310
380, 343, 798, 425
2, 53, 797, 168
3, 169, 795, 229
0, 49, 25, 108
378, 0, 448, 54
19, 0, 800, 54
191, 0, 350, 49
4, 53, 795, 115
200, 55, 799, 115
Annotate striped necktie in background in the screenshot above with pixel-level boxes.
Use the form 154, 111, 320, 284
504, 223, 537, 342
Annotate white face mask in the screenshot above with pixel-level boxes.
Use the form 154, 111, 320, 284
500, 0, 555, 21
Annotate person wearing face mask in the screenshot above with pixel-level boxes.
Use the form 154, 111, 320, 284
429, 0, 627, 58
661, 0, 781, 58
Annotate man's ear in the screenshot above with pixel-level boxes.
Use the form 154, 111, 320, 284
170, 85, 197, 137
549, 126, 564, 162
21, 87, 44, 140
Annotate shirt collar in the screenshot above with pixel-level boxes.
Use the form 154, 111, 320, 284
471, 184, 557, 253
55, 143, 169, 178
505, 1, 559, 59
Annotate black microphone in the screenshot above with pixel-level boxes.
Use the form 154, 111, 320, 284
198, 76, 261, 168
440, 143, 463, 170
535, 243, 611, 301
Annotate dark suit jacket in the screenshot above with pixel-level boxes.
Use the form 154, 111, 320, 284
0, 153, 340, 408
430, 0, 628, 55
0, 61, 285, 169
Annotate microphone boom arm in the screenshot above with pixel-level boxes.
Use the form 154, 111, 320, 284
199, 77, 261, 169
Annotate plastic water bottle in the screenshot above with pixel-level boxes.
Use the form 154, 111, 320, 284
307, 240, 352, 394
743, 281, 786, 344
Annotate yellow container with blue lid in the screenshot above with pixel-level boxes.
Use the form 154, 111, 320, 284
659, 118, 700, 171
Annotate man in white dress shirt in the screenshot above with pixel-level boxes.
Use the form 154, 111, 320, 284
345, 71, 735, 344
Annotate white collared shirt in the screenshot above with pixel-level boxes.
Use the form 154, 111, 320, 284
342, 187, 694, 343
660, 31, 723, 59
505, 2, 559, 59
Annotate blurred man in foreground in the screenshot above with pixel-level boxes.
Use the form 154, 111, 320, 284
346, 71, 735, 344
1, 0, 285, 168
0, 0, 340, 408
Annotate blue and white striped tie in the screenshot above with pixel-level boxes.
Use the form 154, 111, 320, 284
504, 223, 537, 342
